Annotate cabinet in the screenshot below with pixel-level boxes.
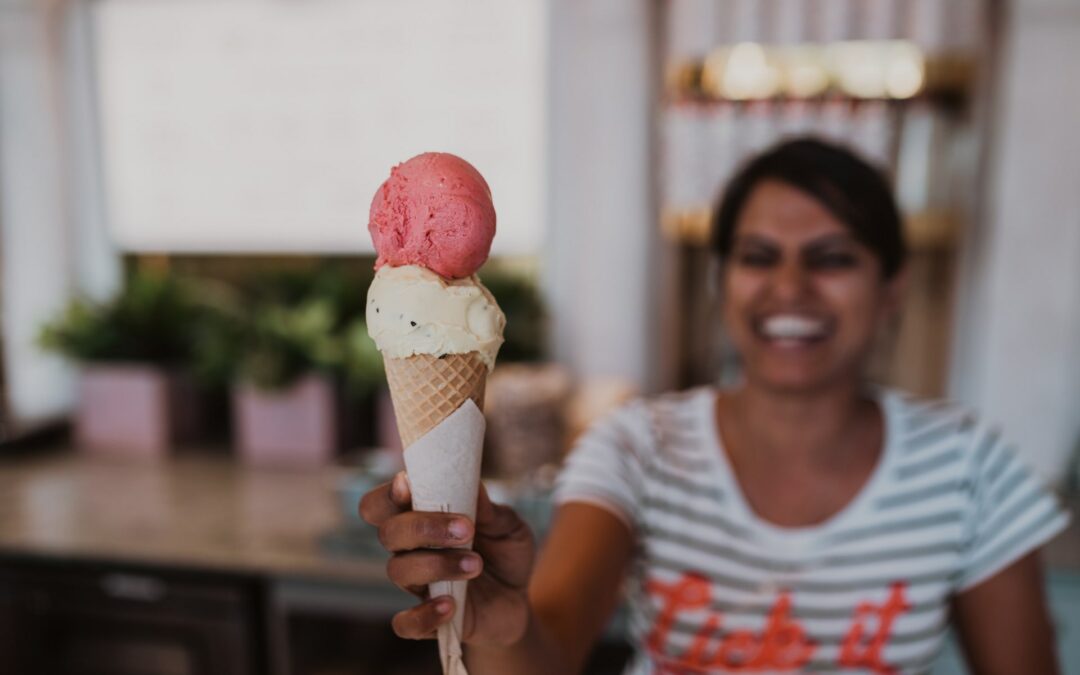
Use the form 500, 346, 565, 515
0, 559, 263, 675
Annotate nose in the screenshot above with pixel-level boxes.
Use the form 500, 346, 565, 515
768, 260, 811, 303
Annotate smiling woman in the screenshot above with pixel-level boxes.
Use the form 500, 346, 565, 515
359, 138, 1070, 675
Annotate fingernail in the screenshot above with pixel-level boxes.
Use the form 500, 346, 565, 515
460, 555, 480, 573
447, 519, 470, 541
391, 472, 408, 501
434, 598, 452, 615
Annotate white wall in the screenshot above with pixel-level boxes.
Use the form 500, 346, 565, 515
90, 0, 547, 257
0, 5, 78, 427
0, 2, 121, 431
545, 0, 675, 393
951, 0, 1080, 485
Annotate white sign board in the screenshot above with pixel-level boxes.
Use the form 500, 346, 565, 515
93, 0, 547, 255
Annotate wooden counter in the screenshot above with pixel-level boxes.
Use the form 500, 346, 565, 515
0, 449, 386, 584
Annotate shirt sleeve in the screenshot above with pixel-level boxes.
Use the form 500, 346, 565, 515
552, 401, 652, 531
957, 424, 1071, 591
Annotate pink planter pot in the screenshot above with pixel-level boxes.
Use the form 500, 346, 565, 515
232, 374, 338, 466
75, 364, 202, 458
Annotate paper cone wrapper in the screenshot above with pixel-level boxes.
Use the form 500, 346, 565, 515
386, 353, 487, 675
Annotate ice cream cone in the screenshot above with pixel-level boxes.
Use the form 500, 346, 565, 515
366, 152, 504, 675
385, 352, 487, 675
384, 352, 487, 447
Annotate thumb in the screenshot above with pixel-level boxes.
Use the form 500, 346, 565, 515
474, 482, 522, 539
474, 481, 496, 526
472, 483, 535, 587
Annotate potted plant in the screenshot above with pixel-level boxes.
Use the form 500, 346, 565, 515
38, 273, 212, 456
193, 264, 386, 465
226, 297, 344, 466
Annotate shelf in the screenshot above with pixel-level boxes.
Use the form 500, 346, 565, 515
665, 41, 975, 107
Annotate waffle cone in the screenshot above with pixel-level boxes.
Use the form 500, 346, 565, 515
384, 352, 487, 448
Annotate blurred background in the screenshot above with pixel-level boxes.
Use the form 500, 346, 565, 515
0, 0, 1078, 673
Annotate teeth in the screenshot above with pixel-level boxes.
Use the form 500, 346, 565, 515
761, 315, 827, 340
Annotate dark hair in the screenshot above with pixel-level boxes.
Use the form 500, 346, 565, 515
710, 138, 907, 279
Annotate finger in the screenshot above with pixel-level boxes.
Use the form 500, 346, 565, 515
378, 511, 474, 553
358, 472, 412, 527
391, 596, 455, 640
387, 550, 483, 590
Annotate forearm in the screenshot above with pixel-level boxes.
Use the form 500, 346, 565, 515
464, 609, 580, 675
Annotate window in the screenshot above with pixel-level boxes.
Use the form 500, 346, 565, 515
93, 0, 547, 255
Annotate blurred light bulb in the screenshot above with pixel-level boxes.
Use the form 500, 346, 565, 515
722, 42, 781, 100
886, 42, 926, 99
828, 41, 887, 99
781, 47, 830, 98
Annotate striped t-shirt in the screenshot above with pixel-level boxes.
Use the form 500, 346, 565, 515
554, 387, 1070, 675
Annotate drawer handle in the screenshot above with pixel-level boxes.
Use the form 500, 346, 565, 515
101, 574, 167, 602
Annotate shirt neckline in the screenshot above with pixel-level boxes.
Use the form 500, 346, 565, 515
697, 386, 900, 543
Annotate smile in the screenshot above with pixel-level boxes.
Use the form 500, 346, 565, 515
753, 314, 832, 345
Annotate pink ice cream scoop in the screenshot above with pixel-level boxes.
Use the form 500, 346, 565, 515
368, 152, 496, 279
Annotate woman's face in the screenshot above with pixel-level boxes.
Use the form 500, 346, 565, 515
720, 180, 903, 394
